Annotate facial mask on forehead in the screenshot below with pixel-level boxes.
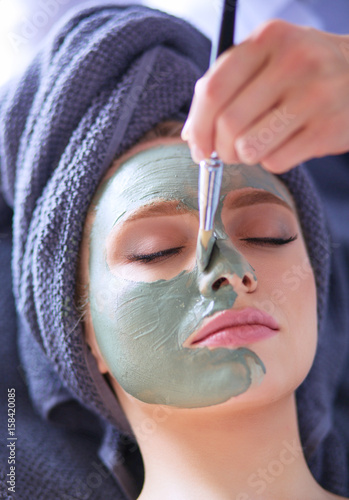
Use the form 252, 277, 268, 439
88, 143, 292, 408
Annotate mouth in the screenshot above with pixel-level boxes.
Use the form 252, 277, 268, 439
185, 307, 280, 348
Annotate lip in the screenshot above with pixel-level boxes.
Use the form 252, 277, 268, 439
185, 307, 280, 348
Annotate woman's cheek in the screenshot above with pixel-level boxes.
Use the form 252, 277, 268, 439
258, 243, 316, 329
242, 244, 309, 315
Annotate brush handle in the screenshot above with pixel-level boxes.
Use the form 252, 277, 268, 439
199, 154, 223, 231
210, 0, 238, 66
198, 1, 237, 236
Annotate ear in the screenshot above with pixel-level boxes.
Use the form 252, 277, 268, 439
84, 307, 109, 374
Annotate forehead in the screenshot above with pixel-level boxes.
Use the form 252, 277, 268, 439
93, 141, 294, 227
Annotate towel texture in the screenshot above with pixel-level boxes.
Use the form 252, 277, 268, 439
0, 4, 348, 498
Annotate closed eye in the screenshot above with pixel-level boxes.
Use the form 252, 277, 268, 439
240, 235, 298, 246
126, 235, 297, 263
127, 246, 185, 264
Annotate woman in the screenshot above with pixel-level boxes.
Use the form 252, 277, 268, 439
79, 125, 343, 499
0, 4, 348, 499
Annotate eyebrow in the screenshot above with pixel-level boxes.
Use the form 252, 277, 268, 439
228, 191, 294, 212
120, 200, 195, 225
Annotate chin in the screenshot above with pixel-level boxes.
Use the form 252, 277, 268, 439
196, 334, 317, 417
230, 360, 315, 416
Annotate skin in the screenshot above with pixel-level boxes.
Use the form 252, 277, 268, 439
181, 20, 349, 173
82, 137, 317, 414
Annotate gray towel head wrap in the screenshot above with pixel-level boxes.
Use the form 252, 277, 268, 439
1, 3, 342, 493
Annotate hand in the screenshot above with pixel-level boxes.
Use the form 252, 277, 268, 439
181, 20, 349, 173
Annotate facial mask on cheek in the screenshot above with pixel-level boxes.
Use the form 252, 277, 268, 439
89, 257, 265, 408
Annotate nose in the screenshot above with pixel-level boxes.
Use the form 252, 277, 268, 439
198, 238, 257, 297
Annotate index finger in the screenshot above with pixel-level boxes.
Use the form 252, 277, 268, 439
183, 37, 269, 162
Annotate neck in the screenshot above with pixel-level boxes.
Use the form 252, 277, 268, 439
129, 394, 328, 500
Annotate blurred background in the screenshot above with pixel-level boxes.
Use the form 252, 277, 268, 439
0, 0, 224, 87
1, 0, 347, 87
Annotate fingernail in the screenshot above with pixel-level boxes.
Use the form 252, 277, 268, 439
181, 118, 191, 141
191, 144, 205, 164
235, 138, 258, 164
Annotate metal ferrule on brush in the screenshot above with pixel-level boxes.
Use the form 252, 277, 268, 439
199, 152, 223, 231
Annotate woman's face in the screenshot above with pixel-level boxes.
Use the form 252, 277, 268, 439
82, 138, 317, 409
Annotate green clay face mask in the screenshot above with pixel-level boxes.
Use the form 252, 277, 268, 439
88, 141, 294, 408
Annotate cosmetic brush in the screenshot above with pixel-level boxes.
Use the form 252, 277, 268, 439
198, 0, 238, 271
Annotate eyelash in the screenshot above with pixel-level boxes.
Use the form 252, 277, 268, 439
127, 246, 184, 263
240, 235, 298, 246
127, 235, 298, 264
